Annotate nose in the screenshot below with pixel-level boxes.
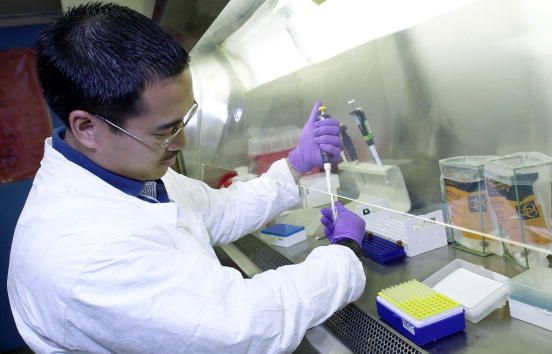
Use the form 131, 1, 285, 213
167, 129, 186, 151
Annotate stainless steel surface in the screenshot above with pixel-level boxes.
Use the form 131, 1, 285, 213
183, 0, 266, 179
160, 0, 230, 52
220, 233, 551, 353
187, 0, 552, 211
290, 240, 551, 353
217, 238, 354, 354
218, 243, 261, 277
193, 1, 552, 348
300, 326, 353, 354
225, 235, 427, 354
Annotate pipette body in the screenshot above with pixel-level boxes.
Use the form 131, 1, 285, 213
348, 100, 389, 184
318, 106, 338, 221
340, 124, 358, 163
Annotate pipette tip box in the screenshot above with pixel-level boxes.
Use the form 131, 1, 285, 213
423, 259, 508, 323
508, 267, 552, 331
376, 280, 465, 346
362, 233, 406, 264
259, 224, 306, 247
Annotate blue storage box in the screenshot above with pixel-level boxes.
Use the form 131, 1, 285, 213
362, 234, 406, 264
259, 224, 306, 247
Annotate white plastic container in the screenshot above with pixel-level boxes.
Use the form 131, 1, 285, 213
509, 299, 552, 331
363, 209, 447, 257
508, 267, 552, 331
423, 259, 509, 323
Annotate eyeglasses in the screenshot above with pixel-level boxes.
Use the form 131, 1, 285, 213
93, 101, 198, 149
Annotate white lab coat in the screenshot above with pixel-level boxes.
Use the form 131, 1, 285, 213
7, 138, 366, 354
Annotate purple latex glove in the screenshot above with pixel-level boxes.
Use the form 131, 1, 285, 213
288, 101, 341, 173
320, 202, 365, 248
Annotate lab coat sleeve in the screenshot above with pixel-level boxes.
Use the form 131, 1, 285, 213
164, 158, 300, 245
65, 234, 365, 354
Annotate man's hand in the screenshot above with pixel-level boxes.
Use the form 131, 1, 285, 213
287, 101, 341, 173
321, 202, 365, 249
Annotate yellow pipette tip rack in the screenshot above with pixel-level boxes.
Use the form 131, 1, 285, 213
378, 280, 460, 320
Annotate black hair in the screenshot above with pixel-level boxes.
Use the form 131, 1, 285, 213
36, 2, 189, 127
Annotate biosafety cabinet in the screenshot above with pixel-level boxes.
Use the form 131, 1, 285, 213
179, 0, 552, 352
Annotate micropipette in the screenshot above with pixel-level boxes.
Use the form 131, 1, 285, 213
348, 100, 389, 184
318, 106, 338, 221
340, 124, 358, 164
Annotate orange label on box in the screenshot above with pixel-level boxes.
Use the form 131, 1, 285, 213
444, 179, 494, 240
486, 178, 551, 245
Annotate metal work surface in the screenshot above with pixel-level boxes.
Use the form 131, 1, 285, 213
227, 235, 552, 354
323, 304, 424, 354
352, 244, 552, 354
187, 0, 552, 217
232, 235, 426, 354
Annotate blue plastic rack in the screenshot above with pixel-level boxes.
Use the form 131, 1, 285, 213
362, 233, 406, 264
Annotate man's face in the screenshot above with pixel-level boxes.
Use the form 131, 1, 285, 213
95, 71, 195, 181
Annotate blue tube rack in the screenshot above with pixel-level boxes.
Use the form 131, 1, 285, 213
362, 233, 406, 264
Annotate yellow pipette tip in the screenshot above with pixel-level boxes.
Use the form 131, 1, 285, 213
319, 106, 327, 114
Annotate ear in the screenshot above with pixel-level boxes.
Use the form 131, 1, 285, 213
68, 110, 99, 149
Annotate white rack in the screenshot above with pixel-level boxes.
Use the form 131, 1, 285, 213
358, 207, 447, 257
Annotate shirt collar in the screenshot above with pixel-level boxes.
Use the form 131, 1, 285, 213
52, 127, 169, 202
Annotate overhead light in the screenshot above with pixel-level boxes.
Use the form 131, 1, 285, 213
222, 0, 313, 90
223, 0, 476, 90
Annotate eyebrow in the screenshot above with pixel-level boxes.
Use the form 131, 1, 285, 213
153, 101, 198, 132
153, 117, 184, 132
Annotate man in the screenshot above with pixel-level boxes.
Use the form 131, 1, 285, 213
7, 3, 366, 353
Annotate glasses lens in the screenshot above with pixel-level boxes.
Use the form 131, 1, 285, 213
160, 102, 198, 148
161, 126, 184, 147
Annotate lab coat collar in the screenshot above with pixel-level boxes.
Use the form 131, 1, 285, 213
40, 137, 178, 225
51, 127, 169, 202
